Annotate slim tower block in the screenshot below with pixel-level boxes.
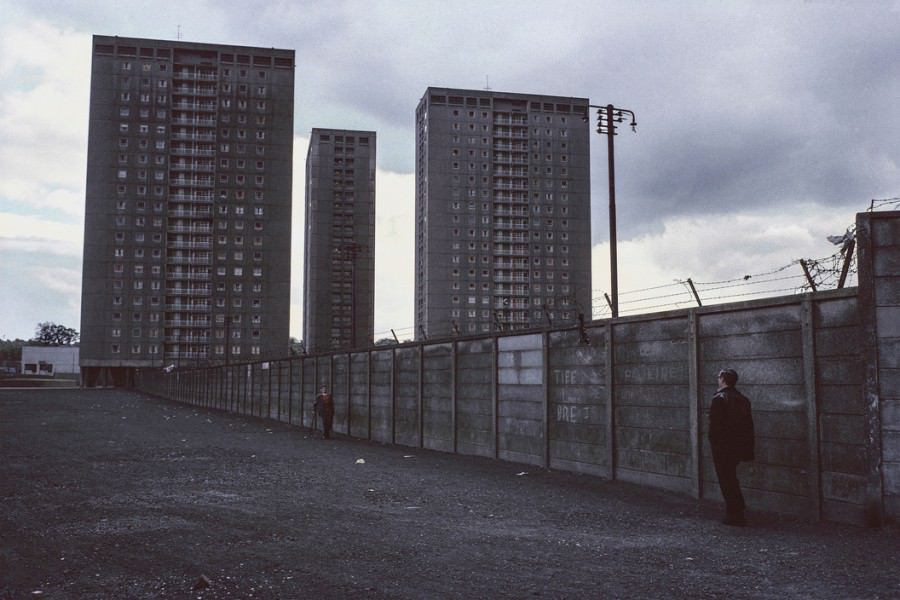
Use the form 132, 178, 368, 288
81, 35, 294, 385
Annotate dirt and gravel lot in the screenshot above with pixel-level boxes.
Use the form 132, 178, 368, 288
2, 388, 899, 600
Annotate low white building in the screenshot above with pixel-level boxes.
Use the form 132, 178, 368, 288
21, 346, 80, 376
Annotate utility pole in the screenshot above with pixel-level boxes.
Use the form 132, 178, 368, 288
589, 104, 637, 318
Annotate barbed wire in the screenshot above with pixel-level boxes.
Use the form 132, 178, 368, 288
689, 261, 798, 287
869, 197, 900, 211
372, 200, 900, 342
694, 272, 802, 292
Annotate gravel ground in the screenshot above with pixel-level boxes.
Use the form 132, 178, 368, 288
2, 388, 899, 600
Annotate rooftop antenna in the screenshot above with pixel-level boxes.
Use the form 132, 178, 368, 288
484, 75, 491, 91
177, 25, 182, 40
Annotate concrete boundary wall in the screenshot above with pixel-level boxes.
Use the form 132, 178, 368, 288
858, 210, 900, 522
138, 211, 899, 527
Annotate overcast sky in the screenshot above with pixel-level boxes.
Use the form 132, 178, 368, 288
0, 0, 897, 342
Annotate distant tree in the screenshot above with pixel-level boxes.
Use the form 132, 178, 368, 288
34, 322, 79, 346
0, 339, 25, 361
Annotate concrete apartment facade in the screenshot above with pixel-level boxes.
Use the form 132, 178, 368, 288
414, 87, 592, 340
303, 129, 376, 352
81, 35, 294, 385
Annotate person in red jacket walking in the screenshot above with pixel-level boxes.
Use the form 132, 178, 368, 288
708, 368, 755, 526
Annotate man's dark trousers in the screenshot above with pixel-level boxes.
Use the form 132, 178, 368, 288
712, 449, 745, 520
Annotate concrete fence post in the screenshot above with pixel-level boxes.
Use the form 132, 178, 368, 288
605, 321, 616, 481
390, 347, 396, 445
688, 310, 701, 499
418, 344, 424, 449
542, 330, 550, 469
856, 211, 887, 527
367, 350, 373, 441
493, 335, 499, 459
452, 340, 458, 454
802, 295, 823, 520
346, 351, 352, 436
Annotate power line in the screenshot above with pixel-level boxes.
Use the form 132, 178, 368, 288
366, 203, 892, 343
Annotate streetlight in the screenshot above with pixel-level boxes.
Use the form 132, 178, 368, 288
587, 104, 637, 318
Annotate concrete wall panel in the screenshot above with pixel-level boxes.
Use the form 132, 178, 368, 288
331, 356, 349, 433
614, 318, 688, 342
816, 296, 861, 327
348, 353, 369, 439
876, 307, 900, 338
698, 305, 801, 336
393, 347, 420, 447
422, 344, 453, 452
874, 276, 900, 305
369, 350, 394, 443
545, 331, 608, 472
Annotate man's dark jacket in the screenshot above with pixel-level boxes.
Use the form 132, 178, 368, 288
708, 386, 755, 462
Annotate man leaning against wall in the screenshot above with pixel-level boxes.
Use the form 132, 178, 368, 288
708, 368, 755, 526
